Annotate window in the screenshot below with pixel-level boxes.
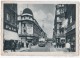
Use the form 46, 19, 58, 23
57, 30, 60, 35
70, 16, 72, 23
6, 25, 9, 29
57, 17, 59, 21
60, 9, 64, 14
57, 24, 59, 29
57, 17, 61, 22
23, 24, 25, 27
22, 17, 24, 20
24, 29, 26, 33
29, 17, 33, 21
25, 16, 29, 20
6, 13, 10, 21
58, 5, 61, 7
57, 9, 60, 15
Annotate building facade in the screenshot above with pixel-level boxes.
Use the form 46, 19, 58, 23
53, 4, 67, 48
18, 8, 47, 48
53, 4, 76, 51
3, 4, 20, 50
65, 4, 76, 52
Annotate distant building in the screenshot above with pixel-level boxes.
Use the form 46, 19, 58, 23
65, 4, 76, 52
18, 8, 47, 48
3, 4, 20, 50
53, 4, 67, 48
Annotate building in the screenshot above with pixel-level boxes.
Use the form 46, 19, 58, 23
18, 8, 47, 48
53, 4, 76, 51
3, 4, 20, 50
53, 4, 67, 48
65, 4, 76, 52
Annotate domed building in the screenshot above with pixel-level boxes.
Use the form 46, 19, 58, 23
18, 8, 47, 48
22, 8, 33, 16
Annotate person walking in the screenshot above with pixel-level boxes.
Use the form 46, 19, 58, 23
26, 41, 28, 48
65, 42, 70, 52
71, 42, 74, 52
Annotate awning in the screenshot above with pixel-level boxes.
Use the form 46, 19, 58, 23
4, 30, 21, 40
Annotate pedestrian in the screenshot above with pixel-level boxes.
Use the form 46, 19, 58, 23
29, 43, 32, 49
71, 42, 74, 52
53, 42, 56, 48
26, 41, 28, 48
11, 42, 16, 52
65, 42, 70, 52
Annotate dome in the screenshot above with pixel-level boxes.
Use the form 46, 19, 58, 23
22, 8, 33, 16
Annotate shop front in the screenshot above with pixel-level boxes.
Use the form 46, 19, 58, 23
4, 30, 21, 50
66, 29, 76, 52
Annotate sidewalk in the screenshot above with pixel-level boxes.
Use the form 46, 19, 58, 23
4, 48, 30, 52
16, 48, 30, 52
50, 46, 68, 52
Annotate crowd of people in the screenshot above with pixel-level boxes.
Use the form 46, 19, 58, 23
52, 41, 75, 52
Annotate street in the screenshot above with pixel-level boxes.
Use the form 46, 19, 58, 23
16, 42, 68, 52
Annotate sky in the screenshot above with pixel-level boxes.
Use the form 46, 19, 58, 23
17, 4, 56, 38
